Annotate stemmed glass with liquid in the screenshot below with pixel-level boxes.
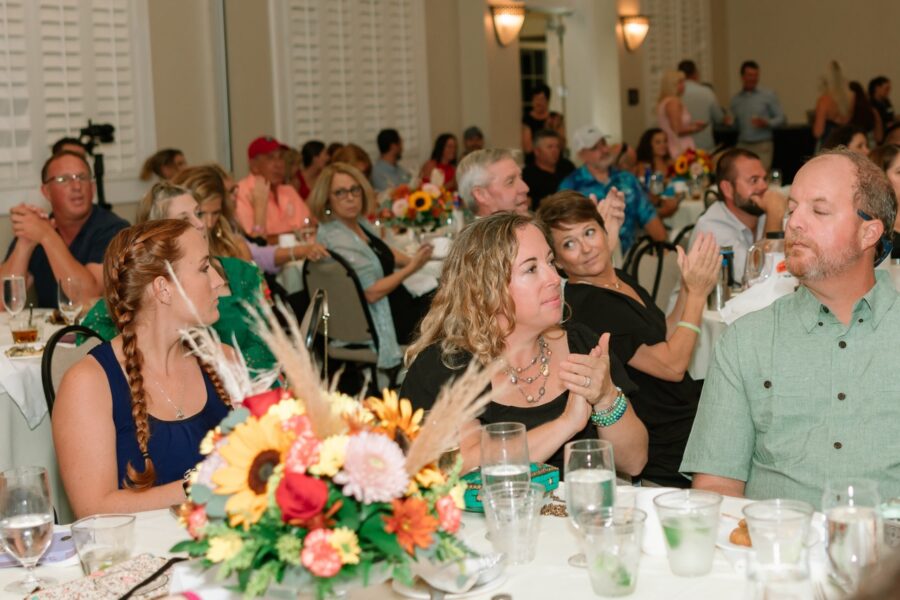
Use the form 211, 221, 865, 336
57, 277, 82, 325
822, 478, 883, 593
0, 466, 56, 593
3, 275, 26, 318
564, 438, 616, 567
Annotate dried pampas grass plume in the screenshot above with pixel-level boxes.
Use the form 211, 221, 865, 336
246, 298, 345, 439
166, 262, 278, 401
404, 360, 505, 477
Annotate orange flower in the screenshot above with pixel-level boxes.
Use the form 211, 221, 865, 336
391, 184, 411, 200
383, 497, 438, 555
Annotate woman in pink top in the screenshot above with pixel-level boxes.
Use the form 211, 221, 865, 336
656, 70, 707, 159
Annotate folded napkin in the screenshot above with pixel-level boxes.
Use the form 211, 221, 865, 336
0, 346, 48, 429
403, 271, 439, 297
719, 272, 798, 325
634, 487, 679, 556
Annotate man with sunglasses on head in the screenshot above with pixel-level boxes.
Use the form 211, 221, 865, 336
681, 148, 900, 508
0, 151, 128, 308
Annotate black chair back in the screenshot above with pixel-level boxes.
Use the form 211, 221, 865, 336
41, 324, 103, 415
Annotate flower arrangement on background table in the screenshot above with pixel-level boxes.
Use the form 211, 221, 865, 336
669, 148, 713, 181
376, 169, 458, 233
668, 148, 714, 199
172, 302, 499, 599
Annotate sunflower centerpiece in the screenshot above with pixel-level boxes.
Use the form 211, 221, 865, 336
173, 303, 499, 599
382, 169, 455, 234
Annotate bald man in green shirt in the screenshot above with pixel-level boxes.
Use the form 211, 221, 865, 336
681, 148, 900, 509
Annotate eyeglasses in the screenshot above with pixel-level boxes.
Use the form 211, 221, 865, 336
331, 185, 363, 201
44, 173, 92, 185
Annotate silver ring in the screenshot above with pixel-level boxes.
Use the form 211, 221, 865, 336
583, 375, 591, 387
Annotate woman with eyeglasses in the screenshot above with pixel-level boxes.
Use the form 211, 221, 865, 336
307, 163, 434, 370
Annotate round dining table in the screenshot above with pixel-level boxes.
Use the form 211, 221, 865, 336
0, 491, 839, 600
0, 310, 72, 523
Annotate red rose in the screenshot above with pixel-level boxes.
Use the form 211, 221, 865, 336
243, 389, 284, 417
276, 472, 328, 523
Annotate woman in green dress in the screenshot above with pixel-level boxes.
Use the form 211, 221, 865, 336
83, 177, 276, 373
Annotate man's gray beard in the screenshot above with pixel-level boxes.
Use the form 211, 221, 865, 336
786, 242, 861, 281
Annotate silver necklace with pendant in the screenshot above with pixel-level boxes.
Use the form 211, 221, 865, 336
504, 336, 551, 403
149, 377, 185, 420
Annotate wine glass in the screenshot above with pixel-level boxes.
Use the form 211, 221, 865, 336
0, 466, 56, 593
770, 169, 783, 189
480, 422, 530, 488
2, 275, 26, 318
822, 478, 883, 593
298, 217, 317, 245
649, 172, 665, 196
564, 438, 616, 567
57, 277, 83, 325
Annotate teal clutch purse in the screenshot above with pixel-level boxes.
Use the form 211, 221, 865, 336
461, 463, 560, 512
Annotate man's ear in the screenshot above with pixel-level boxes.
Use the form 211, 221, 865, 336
719, 179, 734, 202
860, 217, 885, 252
471, 186, 490, 214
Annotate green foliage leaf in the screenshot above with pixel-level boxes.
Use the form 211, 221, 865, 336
360, 513, 404, 559
219, 407, 250, 433
336, 497, 360, 530
170, 538, 209, 556
189, 483, 213, 504
204, 492, 228, 519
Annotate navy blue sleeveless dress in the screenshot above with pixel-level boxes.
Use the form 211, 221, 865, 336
89, 342, 230, 488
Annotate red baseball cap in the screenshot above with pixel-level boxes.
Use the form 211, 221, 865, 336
248, 136, 288, 160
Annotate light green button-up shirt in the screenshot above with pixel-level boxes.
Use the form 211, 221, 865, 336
681, 271, 900, 509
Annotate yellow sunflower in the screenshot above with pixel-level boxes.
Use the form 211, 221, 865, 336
365, 389, 423, 441
674, 155, 689, 175
212, 413, 293, 527
408, 190, 433, 213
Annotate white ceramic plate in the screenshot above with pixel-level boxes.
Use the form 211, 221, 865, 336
391, 574, 506, 599
716, 512, 825, 553
3, 343, 45, 359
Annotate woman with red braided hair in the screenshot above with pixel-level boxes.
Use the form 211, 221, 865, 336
53, 219, 232, 518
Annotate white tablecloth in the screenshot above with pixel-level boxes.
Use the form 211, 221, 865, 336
0, 494, 831, 600
665, 200, 705, 242
0, 311, 72, 522
688, 308, 728, 381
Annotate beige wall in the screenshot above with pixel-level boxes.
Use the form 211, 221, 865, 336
147, 0, 223, 166
224, 0, 276, 178
424, 2, 462, 142
722, 0, 900, 125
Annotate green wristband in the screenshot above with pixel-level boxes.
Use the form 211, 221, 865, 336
676, 321, 702, 335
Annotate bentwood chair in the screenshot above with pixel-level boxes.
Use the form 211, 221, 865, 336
41, 324, 103, 416
630, 240, 681, 310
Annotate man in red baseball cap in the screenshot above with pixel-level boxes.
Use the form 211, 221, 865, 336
234, 135, 311, 241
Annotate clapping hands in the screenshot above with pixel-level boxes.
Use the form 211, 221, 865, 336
677, 232, 719, 296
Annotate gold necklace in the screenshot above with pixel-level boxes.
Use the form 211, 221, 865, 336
572, 276, 621, 290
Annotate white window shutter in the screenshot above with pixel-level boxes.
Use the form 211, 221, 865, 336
272, 0, 425, 168
89, 0, 138, 175
641, 0, 713, 127
0, 0, 153, 210
0, 0, 31, 180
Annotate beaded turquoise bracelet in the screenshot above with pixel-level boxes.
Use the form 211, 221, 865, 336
590, 387, 628, 428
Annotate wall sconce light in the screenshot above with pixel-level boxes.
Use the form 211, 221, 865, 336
490, 4, 526, 47
619, 15, 650, 52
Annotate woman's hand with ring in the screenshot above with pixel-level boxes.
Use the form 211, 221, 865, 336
559, 332, 614, 406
